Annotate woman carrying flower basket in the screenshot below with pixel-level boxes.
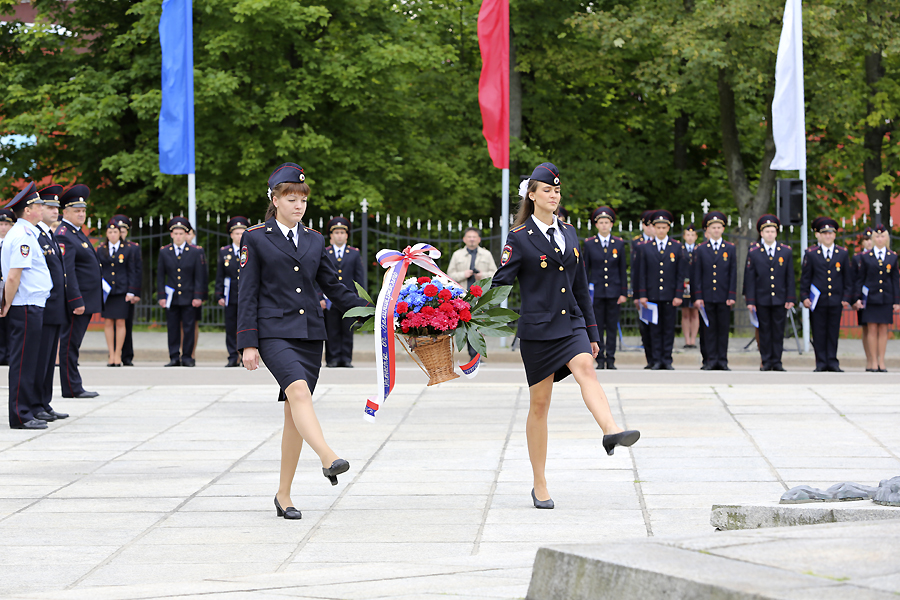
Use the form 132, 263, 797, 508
493, 162, 641, 509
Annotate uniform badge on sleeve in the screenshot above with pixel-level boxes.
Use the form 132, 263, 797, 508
59, 244, 65, 256
20, 245, 30, 257
500, 244, 512, 266
239, 245, 248, 268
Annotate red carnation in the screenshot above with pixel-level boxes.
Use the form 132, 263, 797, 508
470, 285, 483, 297
439, 303, 455, 313
401, 324, 410, 333
460, 309, 472, 322
420, 306, 435, 316
438, 289, 452, 301
424, 284, 439, 297
396, 302, 409, 314
417, 277, 432, 285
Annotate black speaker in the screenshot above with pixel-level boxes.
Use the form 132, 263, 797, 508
776, 179, 803, 225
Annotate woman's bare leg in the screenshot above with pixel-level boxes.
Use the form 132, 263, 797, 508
113, 319, 125, 364
284, 380, 339, 467
866, 325, 879, 370
861, 324, 871, 365
527, 375, 554, 501
277, 401, 303, 509
567, 353, 625, 435
103, 319, 115, 364
876, 323, 889, 370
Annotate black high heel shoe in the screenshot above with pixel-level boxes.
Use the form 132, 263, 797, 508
531, 488, 554, 509
323, 459, 350, 486
274, 496, 301, 520
603, 430, 641, 456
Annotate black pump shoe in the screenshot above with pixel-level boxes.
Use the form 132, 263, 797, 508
531, 488, 554, 509
274, 496, 301, 520
603, 430, 641, 456
323, 459, 350, 486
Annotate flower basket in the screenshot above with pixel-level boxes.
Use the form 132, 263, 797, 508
399, 333, 460, 386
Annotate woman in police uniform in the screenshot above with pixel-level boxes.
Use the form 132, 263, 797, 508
493, 162, 640, 509
853, 224, 899, 372
97, 220, 130, 366
238, 162, 365, 520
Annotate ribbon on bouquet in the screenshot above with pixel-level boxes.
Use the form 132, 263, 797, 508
364, 243, 481, 422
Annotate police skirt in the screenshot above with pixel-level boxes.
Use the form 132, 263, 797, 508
101, 294, 130, 320
519, 327, 592, 387
258, 337, 324, 400
860, 303, 894, 325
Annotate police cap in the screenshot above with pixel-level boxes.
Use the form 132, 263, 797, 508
0, 208, 16, 222
641, 210, 655, 226
591, 206, 616, 223
652, 209, 674, 226
529, 162, 560, 186
4, 182, 42, 211
168, 216, 192, 232
701, 211, 727, 229
756, 214, 780, 232
814, 217, 838, 233
61, 184, 90, 209
227, 216, 251, 232
39, 184, 63, 207
113, 214, 132, 229
328, 216, 350, 233
268, 162, 305, 192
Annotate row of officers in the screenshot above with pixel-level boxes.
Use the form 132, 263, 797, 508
0, 181, 362, 430
581, 208, 899, 373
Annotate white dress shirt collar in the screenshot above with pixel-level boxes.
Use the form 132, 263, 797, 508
820, 243, 834, 257
598, 234, 611, 246
530, 214, 566, 253
655, 236, 669, 249
764, 241, 777, 254
173, 242, 186, 254
275, 220, 300, 244
333, 243, 347, 255
37, 221, 51, 234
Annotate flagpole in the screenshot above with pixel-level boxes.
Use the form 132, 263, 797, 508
188, 173, 196, 229
501, 169, 509, 244
800, 168, 809, 352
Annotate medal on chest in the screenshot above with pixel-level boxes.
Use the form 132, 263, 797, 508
723, 251, 728, 261
778, 256, 784, 265
836, 262, 841, 271
669, 252, 675, 262
119, 254, 124, 263
888, 264, 892, 273
540, 255, 547, 268
612, 248, 617, 258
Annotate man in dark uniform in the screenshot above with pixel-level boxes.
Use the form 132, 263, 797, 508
113, 215, 141, 366
158, 217, 205, 367
55, 184, 101, 398
323, 216, 364, 368
0, 208, 15, 366
800, 217, 852, 372
215, 216, 249, 367
745, 214, 795, 371
34, 185, 70, 421
692, 211, 737, 371
583, 206, 627, 369
638, 210, 687, 370
2, 183, 53, 429
631, 210, 656, 368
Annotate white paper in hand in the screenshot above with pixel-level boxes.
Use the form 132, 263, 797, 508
861, 285, 869, 309
699, 304, 709, 327
809, 284, 821, 312
641, 301, 659, 325
165, 285, 175, 309
101, 278, 111, 303
749, 307, 759, 329
224, 277, 231, 306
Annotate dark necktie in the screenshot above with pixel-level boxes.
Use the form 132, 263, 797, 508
287, 230, 295, 249
602, 239, 608, 249
547, 227, 561, 254
768, 247, 774, 258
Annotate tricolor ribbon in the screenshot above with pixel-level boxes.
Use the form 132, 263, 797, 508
365, 243, 480, 422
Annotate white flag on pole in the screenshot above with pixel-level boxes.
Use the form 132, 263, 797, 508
770, 0, 806, 170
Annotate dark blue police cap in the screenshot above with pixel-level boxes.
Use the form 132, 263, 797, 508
591, 206, 616, 223
0, 208, 15, 222
39, 184, 63, 207
112, 214, 132, 229
328, 216, 350, 233
4, 182, 42, 211
756, 214, 780, 232
168, 216, 192, 232
701, 211, 727, 229
268, 163, 306, 192
227, 216, 251, 232
61, 184, 90, 209
862, 226, 874, 239
529, 162, 560, 186
683, 223, 697, 232
641, 210, 655, 226
652, 210, 674, 226
814, 217, 838, 233
873, 223, 889, 234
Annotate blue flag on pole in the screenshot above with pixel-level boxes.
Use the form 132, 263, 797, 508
158, 0, 195, 174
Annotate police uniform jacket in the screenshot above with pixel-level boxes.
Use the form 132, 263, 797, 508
744, 242, 796, 306
37, 226, 68, 325
192, 244, 209, 302
630, 235, 652, 297
691, 240, 737, 303
682, 244, 697, 299
800, 245, 852, 306
638, 238, 687, 302
855, 249, 900, 305
96, 242, 129, 296
157, 243, 205, 306
215, 244, 241, 305
55, 220, 103, 314
125, 240, 142, 297
236, 219, 366, 350
325, 245, 364, 292
492, 220, 599, 343
582, 234, 627, 298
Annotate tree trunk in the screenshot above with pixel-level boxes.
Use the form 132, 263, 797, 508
717, 68, 778, 329
863, 41, 892, 225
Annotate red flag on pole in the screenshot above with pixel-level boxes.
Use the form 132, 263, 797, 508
477, 0, 509, 170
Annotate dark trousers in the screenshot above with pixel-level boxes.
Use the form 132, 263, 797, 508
8, 305, 44, 427
324, 308, 354, 365
757, 305, 786, 369
811, 304, 842, 370
224, 302, 238, 362
649, 301, 676, 367
0, 315, 9, 364
639, 320, 653, 366
699, 302, 731, 369
593, 297, 620, 364
121, 302, 135, 362
59, 312, 92, 397
167, 304, 196, 360
36, 323, 62, 412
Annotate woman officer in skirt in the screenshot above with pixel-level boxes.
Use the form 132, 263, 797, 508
238, 162, 366, 520
853, 224, 900, 372
493, 162, 640, 509
97, 220, 130, 366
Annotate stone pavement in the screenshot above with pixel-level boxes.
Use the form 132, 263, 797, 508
1, 366, 899, 599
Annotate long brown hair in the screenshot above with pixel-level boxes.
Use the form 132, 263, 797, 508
264, 181, 311, 221
513, 179, 562, 228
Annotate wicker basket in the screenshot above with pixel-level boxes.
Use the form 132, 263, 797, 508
400, 334, 460, 386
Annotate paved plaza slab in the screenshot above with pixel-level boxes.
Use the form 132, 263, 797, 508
1, 365, 899, 598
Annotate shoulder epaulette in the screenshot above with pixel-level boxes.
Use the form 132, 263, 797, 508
221, 245, 229, 250
304, 226, 321, 235
780, 243, 790, 249
836, 244, 846, 251
348, 246, 358, 251
193, 244, 203, 249
612, 235, 622, 242
246, 223, 265, 232
632, 234, 641, 240
510, 224, 527, 233
806, 245, 817, 252
56, 225, 68, 235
